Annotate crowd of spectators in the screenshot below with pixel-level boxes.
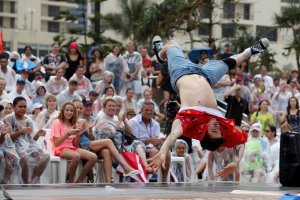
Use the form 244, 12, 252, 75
0, 39, 297, 184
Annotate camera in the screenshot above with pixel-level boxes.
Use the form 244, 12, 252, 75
166, 100, 180, 119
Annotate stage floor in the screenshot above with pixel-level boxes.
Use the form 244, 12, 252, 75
1, 182, 299, 200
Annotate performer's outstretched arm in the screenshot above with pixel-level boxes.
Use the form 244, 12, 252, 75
148, 119, 183, 173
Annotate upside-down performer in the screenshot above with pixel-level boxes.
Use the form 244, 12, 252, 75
148, 36, 269, 173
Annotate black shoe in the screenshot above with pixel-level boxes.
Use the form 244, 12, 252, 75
250, 38, 269, 55
152, 35, 165, 63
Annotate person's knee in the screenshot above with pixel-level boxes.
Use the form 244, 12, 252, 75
100, 149, 111, 159
70, 152, 81, 163
87, 152, 97, 163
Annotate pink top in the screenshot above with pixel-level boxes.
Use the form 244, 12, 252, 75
50, 119, 76, 152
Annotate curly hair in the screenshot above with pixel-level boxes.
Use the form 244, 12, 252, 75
57, 102, 77, 126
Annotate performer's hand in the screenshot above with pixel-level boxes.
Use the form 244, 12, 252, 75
217, 162, 237, 178
147, 152, 166, 173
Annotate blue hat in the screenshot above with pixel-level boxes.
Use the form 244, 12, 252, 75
16, 78, 26, 84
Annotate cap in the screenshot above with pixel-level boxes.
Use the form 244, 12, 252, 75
127, 109, 136, 115
236, 76, 243, 82
31, 103, 43, 112
253, 74, 262, 80
16, 78, 26, 84
89, 90, 99, 96
249, 122, 262, 133
69, 79, 78, 85
83, 100, 93, 106
34, 71, 43, 79
224, 41, 231, 46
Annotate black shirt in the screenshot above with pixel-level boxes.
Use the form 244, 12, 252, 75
225, 95, 249, 126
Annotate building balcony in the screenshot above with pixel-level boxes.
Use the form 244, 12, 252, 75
41, 0, 78, 9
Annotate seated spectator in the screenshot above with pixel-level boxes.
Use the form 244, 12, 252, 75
95, 71, 115, 95
3, 97, 50, 184
50, 102, 96, 183
128, 102, 170, 181
240, 123, 270, 183
8, 78, 33, 112
0, 78, 9, 101
46, 69, 68, 96
36, 95, 59, 130
31, 71, 45, 91
18, 69, 35, 98
123, 88, 138, 114
72, 100, 139, 183
70, 65, 93, 98
94, 86, 116, 115
170, 139, 197, 182
32, 82, 48, 107
0, 100, 13, 118
205, 146, 238, 181
29, 103, 43, 121
126, 109, 137, 120
56, 80, 81, 109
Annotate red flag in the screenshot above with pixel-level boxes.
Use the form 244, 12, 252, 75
0, 31, 3, 52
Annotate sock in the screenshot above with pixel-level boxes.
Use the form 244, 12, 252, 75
243, 48, 252, 57
222, 58, 237, 70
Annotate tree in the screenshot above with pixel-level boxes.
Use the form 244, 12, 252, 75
275, 3, 300, 70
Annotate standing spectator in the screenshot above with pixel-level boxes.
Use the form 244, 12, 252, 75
87, 48, 105, 87
223, 84, 249, 127
43, 43, 68, 81
141, 48, 151, 73
150, 59, 161, 100
0, 78, 9, 101
64, 42, 84, 80
3, 97, 50, 184
250, 81, 270, 113
8, 78, 33, 111
271, 81, 292, 114
256, 66, 274, 88
277, 97, 300, 132
219, 41, 234, 59
0, 53, 16, 93
238, 61, 252, 87
128, 102, 170, 182
70, 65, 93, 98
287, 69, 299, 84
50, 102, 97, 183
123, 41, 143, 99
104, 44, 129, 94
21, 46, 41, 81
213, 74, 232, 101
56, 80, 81, 108
46, 69, 68, 96
250, 100, 274, 137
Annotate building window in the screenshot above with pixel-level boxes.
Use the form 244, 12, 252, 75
223, 2, 235, 19
10, 1, 15, 13
48, 21, 59, 32
0, 1, 3, 12
48, 6, 60, 17
222, 24, 236, 38
281, 0, 300, 3
10, 18, 15, 28
0, 17, 3, 27
243, 4, 250, 20
198, 23, 210, 36
256, 26, 277, 41
201, 7, 210, 19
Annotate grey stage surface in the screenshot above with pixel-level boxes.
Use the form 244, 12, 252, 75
1, 182, 299, 200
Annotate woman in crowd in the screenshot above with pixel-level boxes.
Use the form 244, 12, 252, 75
250, 81, 270, 113
50, 102, 96, 183
104, 44, 129, 94
95, 71, 115, 96
271, 81, 292, 114
3, 97, 50, 184
21, 46, 42, 81
64, 42, 84, 80
1, 100, 13, 118
72, 100, 139, 183
36, 95, 59, 130
88, 48, 105, 87
250, 100, 274, 137
265, 125, 280, 183
170, 139, 197, 182
122, 88, 138, 114
43, 43, 68, 81
277, 96, 300, 132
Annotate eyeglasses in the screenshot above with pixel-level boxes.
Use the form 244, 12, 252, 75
265, 130, 271, 132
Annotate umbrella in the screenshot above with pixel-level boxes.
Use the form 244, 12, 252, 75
188, 47, 214, 64
15, 60, 36, 73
